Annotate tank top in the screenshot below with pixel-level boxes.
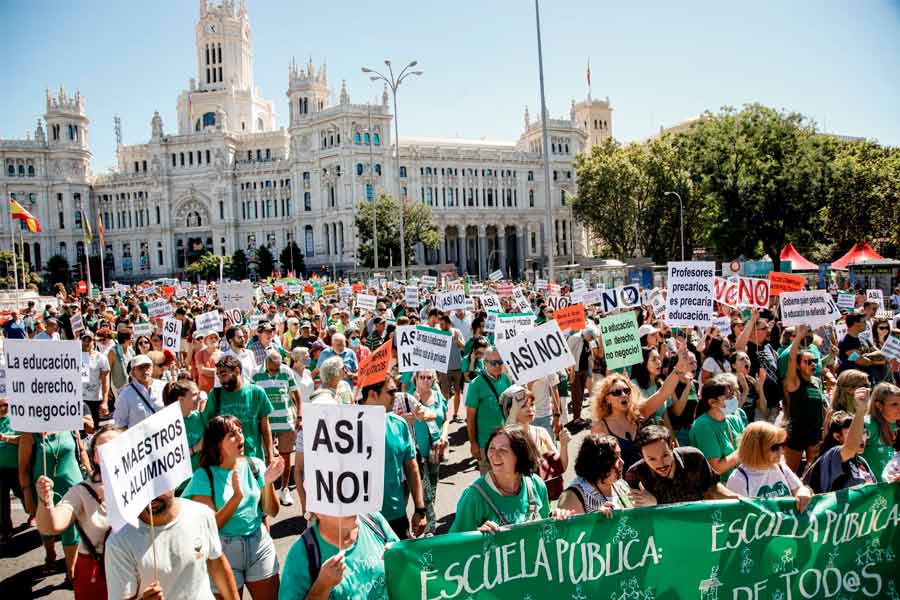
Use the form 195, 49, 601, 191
787, 378, 826, 432
601, 418, 642, 471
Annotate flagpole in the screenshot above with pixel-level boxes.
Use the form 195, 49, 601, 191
81, 206, 93, 295
8, 205, 20, 311
20, 231, 27, 290
99, 219, 107, 291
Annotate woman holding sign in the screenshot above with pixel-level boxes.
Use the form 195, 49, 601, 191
184, 416, 285, 600
35, 425, 120, 600
411, 369, 450, 535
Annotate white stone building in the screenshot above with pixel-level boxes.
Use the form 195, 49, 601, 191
1, 0, 614, 282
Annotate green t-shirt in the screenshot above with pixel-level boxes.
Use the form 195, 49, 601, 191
183, 457, 265, 537
413, 390, 448, 460
862, 417, 897, 480
0, 415, 19, 469
31, 432, 84, 493
202, 383, 273, 461
251, 369, 298, 432
689, 411, 748, 480
449, 474, 550, 533
278, 512, 398, 600
460, 356, 485, 379
465, 373, 512, 450
184, 410, 205, 472
382, 413, 416, 521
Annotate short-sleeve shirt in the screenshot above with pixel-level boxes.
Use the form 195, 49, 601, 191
625, 446, 720, 505
82, 351, 110, 402
278, 512, 399, 600
449, 473, 550, 533
105, 499, 221, 600
837, 334, 864, 373
381, 413, 416, 521
726, 462, 801, 499
252, 368, 298, 432
201, 383, 273, 461
58, 482, 110, 554
465, 372, 512, 450
0, 415, 19, 469
689, 411, 748, 480
861, 417, 898, 479
807, 446, 877, 493
183, 457, 265, 537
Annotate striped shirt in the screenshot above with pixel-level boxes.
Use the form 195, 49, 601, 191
251, 367, 298, 432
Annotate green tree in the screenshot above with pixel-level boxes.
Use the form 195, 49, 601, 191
229, 249, 248, 280
186, 252, 232, 280
45, 254, 70, 288
255, 245, 274, 278
279, 241, 305, 276
355, 194, 441, 267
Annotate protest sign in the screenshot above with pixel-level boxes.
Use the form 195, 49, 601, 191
411, 326, 453, 373
836, 292, 856, 311
711, 316, 732, 337
714, 276, 739, 307
175, 287, 187, 299
146, 298, 172, 319
219, 281, 255, 311
493, 313, 535, 343
437, 291, 467, 312
866, 289, 884, 310
647, 288, 667, 318
780, 290, 841, 328
583, 284, 642, 314
484, 311, 499, 334
70, 311, 85, 337
386, 483, 900, 600
478, 294, 503, 313
420, 275, 437, 288
161, 317, 182, 353
511, 288, 532, 313
287, 284, 302, 295
535, 278, 547, 292
357, 338, 392, 387
194, 310, 223, 333
225, 308, 243, 326
572, 278, 587, 295
395, 326, 419, 373
132, 322, 152, 337
302, 403, 385, 517
548, 283, 561, 296
554, 303, 586, 332
488, 269, 503, 282
768, 272, 805, 296
356, 293, 377, 312
497, 283, 514, 298
99, 403, 191, 531
546, 295, 571, 311
881, 335, 900, 362
468, 283, 484, 296
261, 285, 275, 296
733, 277, 770, 308
198, 282, 207, 296
497, 320, 574, 384
5, 340, 83, 432
666, 261, 715, 327
405, 286, 419, 307
598, 311, 642, 371
322, 283, 338, 298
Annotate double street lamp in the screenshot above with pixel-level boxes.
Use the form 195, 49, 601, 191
361, 60, 423, 281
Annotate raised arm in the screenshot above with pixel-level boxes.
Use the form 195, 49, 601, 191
735, 309, 759, 353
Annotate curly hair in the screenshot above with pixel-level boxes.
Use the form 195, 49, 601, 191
485, 424, 541, 476
591, 373, 641, 424
574, 434, 621, 485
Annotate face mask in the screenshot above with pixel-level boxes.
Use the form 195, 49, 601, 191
724, 396, 740, 415
349, 338, 360, 348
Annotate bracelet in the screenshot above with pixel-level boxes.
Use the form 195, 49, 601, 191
553, 413, 561, 418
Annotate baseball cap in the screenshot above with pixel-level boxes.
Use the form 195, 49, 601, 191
129, 354, 153, 369
257, 321, 275, 333
300, 320, 312, 328
637, 324, 659, 338
310, 340, 328, 352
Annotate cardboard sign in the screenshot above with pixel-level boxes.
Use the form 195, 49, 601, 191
598, 311, 643, 371
647, 288, 667, 318
70, 311, 85, 337
489, 269, 504, 282
356, 293, 377, 312
161, 318, 182, 353
357, 338, 393, 387
146, 298, 172, 319
866, 289, 884, 310
99, 403, 191, 531
555, 304, 586, 332
583, 284, 642, 315
780, 291, 841, 329
497, 320, 575, 385
4, 340, 83, 432
493, 313, 536, 343
666, 261, 715, 327
220, 281, 255, 312
479, 294, 503, 313
837, 293, 856, 311
437, 291, 467, 312
302, 403, 386, 517
411, 326, 453, 374
768, 272, 805, 296
511, 288, 532, 313
133, 322, 153, 337
546, 295, 571, 311
322, 283, 338, 298
195, 310, 223, 334
881, 336, 900, 362
405, 286, 419, 308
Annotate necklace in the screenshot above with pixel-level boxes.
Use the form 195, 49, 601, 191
44, 433, 62, 479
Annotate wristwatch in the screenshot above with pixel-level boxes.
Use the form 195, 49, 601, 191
413, 506, 426, 516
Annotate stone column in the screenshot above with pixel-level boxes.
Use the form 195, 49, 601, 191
498, 224, 508, 277
478, 224, 487, 280
517, 224, 526, 279
458, 226, 467, 275
438, 227, 447, 266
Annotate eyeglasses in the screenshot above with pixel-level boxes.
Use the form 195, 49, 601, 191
138, 340, 151, 345
608, 388, 629, 397
418, 374, 433, 380
877, 326, 889, 331
770, 443, 784, 452
486, 359, 504, 366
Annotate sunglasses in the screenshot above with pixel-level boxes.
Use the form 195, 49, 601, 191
608, 388, 629, 397
418, 374, 433, 380
138, 340, 151, 345
486, 359, 504, 366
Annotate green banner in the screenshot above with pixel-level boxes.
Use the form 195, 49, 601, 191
386, 484, 900, 599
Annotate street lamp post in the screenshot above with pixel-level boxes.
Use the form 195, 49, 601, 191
362, 60, 422, 282
664, 191, 685, 261
366, 103, 378, 272
534, 0, 555, 283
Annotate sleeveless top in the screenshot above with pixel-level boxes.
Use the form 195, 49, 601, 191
565, 476, 632, 512
601, 418, 642, 471
787, 378, 826, 432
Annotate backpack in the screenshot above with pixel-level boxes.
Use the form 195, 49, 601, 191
301, 514, 388, 584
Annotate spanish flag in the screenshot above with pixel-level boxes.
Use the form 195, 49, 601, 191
9, 197, 41, 233
98, 214, 105, 245
83, 211, 92, 244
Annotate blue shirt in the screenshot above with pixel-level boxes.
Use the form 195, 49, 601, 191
3, 321, 28, 339
318, 348, 358, 376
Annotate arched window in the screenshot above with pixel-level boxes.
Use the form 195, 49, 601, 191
529, 189, 535, 207
27, 164, 35, 177
33, 243, 41, 270
356, 163, 364, 176
373, 133, 380, 145
257, 117, 264, 131
202, 112, 216, 128
6, 163, 13, 177
374, 164, 382, 176
186, 211, 202, 228
364, 133, 370, 145
354, 132, 362, 144
323, 224, 330, 255
59, 241, 67, 259
425, 167, 432, 175
18, 164, 25, 176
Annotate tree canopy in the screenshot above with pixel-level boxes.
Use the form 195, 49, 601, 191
355, 194, 441, 267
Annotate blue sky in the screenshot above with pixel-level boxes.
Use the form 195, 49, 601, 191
2, 0, 899, 172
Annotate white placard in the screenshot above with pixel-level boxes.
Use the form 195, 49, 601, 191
489, 269, 503, 282
410, 326, 453, 373
146, 298, 172, 319
133, 322, 153, 337
288, 284, 303, 295
175, 287, 187, 299
512, 288, 532, 313
262, 285, 274, 295
468, 284, 485, 296
836, 293, 856, 310
220, 281, 255, 312
484, 312, 498, 334
199, 282, 208, 296
831, 322, 848, 345
546, 295, 571, 311
583, 284, 642, 314
572, 279, 587, 294
881, 336, 900, 362
99, 403, 191, 531
405, 286, 419, 308
195, 310, 223, 333
497, 320, 575, 385
647, 288, 667, 318
493, 313, 536, 343
666, 261, 715, 327
161, 318, 182, 353
779, 291, 841, 329
479, 294, 503, 313
396, 325, 419, 373
70, 311, 85, 337
303, 403, 386, 517
535, 279, 548, 292
711, 316, 732, 338
866, 289, 884, 310
420, 275, 437, 288
5, 340, 83, 432
356, 293, 377, 312
436, 291, 467, 312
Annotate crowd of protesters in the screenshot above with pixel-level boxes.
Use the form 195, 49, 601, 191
0, 277, 898, 600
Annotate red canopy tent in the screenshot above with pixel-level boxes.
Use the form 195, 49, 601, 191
830, 242, 884, 270
780, 243, 818, 271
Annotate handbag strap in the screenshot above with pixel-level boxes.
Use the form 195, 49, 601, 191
130, 382, 157, 415
471, 480, 509, 526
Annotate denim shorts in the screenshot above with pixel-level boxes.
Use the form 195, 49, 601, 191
214, 525, 279, 591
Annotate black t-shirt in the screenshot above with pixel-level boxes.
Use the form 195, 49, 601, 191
291, 335, 318, 350
837, 334, 862, 373
625, 446, 720, 505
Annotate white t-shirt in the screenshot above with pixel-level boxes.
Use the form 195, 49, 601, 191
725, 462, 802, 499
451, 312, 473, 342
530, 373, 560, 419
82, 351, 110, 402
105, 499, 222, 600
702, 357, 732, 375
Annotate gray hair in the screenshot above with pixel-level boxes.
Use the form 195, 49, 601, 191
711, 372, 739, 392
265, 350, 282, 364
319, 356, 345, 385
331, 333, 346, 345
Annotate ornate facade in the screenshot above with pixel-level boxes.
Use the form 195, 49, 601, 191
1, 0, 614, 282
